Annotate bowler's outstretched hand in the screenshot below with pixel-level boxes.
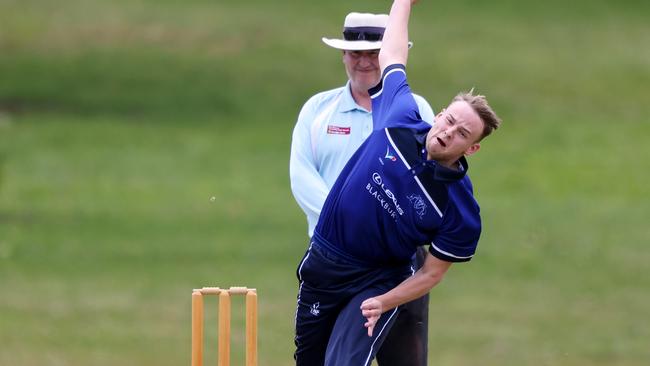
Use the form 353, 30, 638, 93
360, 297, 383, 337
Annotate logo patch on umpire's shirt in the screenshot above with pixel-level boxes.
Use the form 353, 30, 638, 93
327, 125, 351, 135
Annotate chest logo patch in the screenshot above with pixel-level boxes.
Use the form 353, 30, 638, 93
327, 125, 351, 135
384, 146, 397, 162
407, 194, 427, 220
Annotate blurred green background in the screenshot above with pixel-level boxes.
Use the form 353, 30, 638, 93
1, 0, 649, 365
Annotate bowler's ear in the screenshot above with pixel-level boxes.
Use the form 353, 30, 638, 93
464, 143, 481, 156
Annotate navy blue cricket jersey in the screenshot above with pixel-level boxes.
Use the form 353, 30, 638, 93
313, 64, 481, 266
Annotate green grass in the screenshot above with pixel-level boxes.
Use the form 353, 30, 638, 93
1, 0, 649, 365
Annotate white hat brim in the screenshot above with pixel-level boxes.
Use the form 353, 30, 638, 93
322, 37, 413, 51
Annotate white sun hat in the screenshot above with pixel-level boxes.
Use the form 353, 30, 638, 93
322, 12, 413, 51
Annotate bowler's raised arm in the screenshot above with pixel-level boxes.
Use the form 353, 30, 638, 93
379, 0, 418, 73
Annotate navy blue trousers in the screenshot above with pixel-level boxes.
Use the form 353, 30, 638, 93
376, 246, 429, 366
294, 242, 413, 366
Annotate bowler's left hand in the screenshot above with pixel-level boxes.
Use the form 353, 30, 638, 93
360, 298, 383, 337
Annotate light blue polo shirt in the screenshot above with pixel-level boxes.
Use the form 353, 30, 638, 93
290, 80, 434, 237
313, 64, 481, 265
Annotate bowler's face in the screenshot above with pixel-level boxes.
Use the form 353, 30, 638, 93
425, 101, 483, 167
342, 50, 381, 93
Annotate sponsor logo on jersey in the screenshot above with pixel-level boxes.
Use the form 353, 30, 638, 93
366, 172, 405, 220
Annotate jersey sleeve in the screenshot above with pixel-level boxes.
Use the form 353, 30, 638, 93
368, 64, 422, 131
428, 204, 481, 263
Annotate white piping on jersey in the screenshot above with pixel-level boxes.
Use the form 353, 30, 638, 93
370, 68, 406, 99
310, 93, 343, 164
384, 128, 444, 217
431, 241, 473, 259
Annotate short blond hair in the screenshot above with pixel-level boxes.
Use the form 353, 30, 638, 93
453, 91, 501, 141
